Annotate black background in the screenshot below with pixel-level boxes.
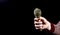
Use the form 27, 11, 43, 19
0, 0, 16, 16
0, 0, 16, 22
0, 0, 16, 33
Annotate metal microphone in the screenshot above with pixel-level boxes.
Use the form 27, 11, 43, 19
34, 8, 42, 18
34, 8, 42, 31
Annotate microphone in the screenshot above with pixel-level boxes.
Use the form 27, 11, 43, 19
34, 8, 42, 18
34, 8, 42, 31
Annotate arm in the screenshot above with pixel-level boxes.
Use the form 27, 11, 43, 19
53, 21, 60, 35
50, 23, 55, 32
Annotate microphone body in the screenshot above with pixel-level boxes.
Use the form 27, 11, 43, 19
34, 8, 42, 31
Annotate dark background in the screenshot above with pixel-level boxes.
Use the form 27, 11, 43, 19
0, 0, 16, 17
0, 0, 16, 23
0, 0, 16, 32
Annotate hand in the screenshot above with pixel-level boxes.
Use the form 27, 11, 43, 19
34, 17, 51, 31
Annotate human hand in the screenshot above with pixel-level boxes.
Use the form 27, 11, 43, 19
34, 17, 51, 31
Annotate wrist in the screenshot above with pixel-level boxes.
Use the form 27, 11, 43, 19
47, 23, 55, 32
47, 22, 51, 30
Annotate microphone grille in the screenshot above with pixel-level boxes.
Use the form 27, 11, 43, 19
34, 8, 42, 17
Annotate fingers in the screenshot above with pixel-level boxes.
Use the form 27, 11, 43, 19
34, 17, 40, 20
34, 17, 43, 30
34, 17, 47, 25
34, 17, 51, 30
34, 21, 42, 25
35, 25, 43, 29
34, 23, 42, 30
42, 25, 48, 29
40, 17, 47, 22
35, 25, 47, 30
35, 25, 40, 29
34, 17, 47, 23
40, 17, 51, 25
34, 21, 43, 30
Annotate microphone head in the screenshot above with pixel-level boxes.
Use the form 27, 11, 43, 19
34, 8, 42, 18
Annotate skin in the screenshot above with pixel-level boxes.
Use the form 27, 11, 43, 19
34, 17, 51, 31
